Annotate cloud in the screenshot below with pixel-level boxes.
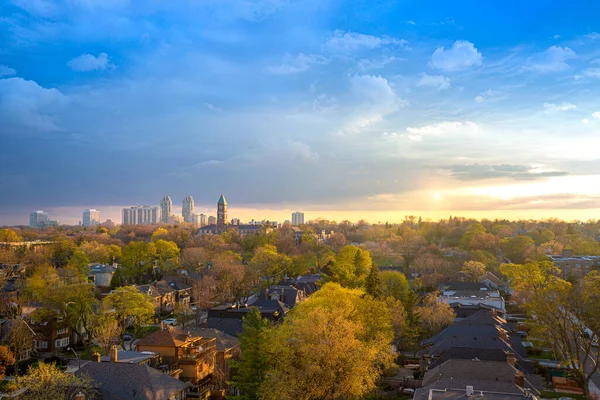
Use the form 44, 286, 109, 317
575, 68, 600, 80
543, 102, 576, 114
582, 118, 590, 124
416, 73, 450, 90
342, 74, 405, 133
430, 40, 483, 72
474, 89, 500, 103
0, 65, 16, 77
67, 53, 113, 72
585, 32, 600, 40
323, 30, 407, 53
406, 121, 479, 136
441, 164, 569, 181
267, 53, 328, 74
593, 112, 600, 119
407, 20, 416, 25
0, 77, 67, 132
526, 46, 576, 72
10, 0, 59, 17
356, 56, 399, 71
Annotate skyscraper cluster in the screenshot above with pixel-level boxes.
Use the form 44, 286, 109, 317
292, 211, 305, 226
29, 210, 58, 228
122, 195, 209, 226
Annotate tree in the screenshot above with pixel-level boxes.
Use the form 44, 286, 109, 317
120, 241, 155, 283
0, 229, 21, 242
17, 362, 95, 400
459, 222, 486, 250
0, 346, 14, 379
152, 239, 180, 273
91, 314, 121, 354
248, 245, 292, 286
260, 283, 394, 400
230, 308, 272, 400
379, 271, 410, 305
325, 245, 372, 288
364, 264, 382, 298
461, 261, 486, 282
66, 250, 90, 277
500, 235, 535, 264
101, 286, 155, 349
3, 319, 34, 376
388, 229, 425, 276
415, 292, 455, 337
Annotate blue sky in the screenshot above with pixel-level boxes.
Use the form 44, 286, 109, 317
2, 0, 600, 225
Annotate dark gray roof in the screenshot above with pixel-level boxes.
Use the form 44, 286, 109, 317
78, 362, 189, 400
455, 310, 506, 327
417, 388, 533, 399
90, 264, 117, 274
440, 282, 491, 291
206, 318, 244, 337
260, 285, 305, 307
135, 285, 161, 298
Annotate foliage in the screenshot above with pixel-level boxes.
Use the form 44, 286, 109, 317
365, 263, 382, 298
500, 235, 535, 263
102, 286, 155, 349
461, 260, 486, 282
0, 346, 15, 379
0, 229, 21, 242
17, 362, 95, 400
248, 245, 292, 286
415, 293, 455, 338
379, 271, 410, 305
325, 245, 372, 288
260, 283, 394, 400
230, 308, 272, 400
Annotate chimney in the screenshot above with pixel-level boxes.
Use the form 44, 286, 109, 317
466, 386, 474, 396
506, 352, 516, 367
110, 345, 119, 363
515, 371, 525, 388
91, 352, 101, 362
263, 288, 269, 301
75, 393, 85, 400
280, 287, 285, 303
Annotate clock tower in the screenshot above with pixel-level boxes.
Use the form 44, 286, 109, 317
217, 194, 227, 226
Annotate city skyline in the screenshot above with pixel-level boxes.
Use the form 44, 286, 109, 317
2, 2, 600, 225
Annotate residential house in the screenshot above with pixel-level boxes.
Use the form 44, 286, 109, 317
189, 328, 240, 393
136, 281, 176, 313
30, 314, 71, 354
478, 271, 509, 292
136, 325, 217, 396
136, 284, 163, 312
206, 297, 288, 337
280, 274, 320, 296
413, 359, 539, 400
161, 276, 192, 307
89, 263, 117, 290
438, 282, 505, 315
258, 285, 306, 308
78, 360, 189, 400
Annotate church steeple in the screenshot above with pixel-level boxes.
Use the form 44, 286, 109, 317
217, 194, 228, 225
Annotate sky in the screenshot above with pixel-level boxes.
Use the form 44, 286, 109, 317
2, 0, 600, 225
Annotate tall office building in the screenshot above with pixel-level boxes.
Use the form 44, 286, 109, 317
182, 196, 195, 223
217, 194, 227, 226
192, 213, 206, 227
122, 206, 161, 225
292, 212, 305, 226
29, 210, 49, 228
160, 196, 172, 223
83, 209, 100, 227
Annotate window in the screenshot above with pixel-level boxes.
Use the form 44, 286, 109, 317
37, 341, 48, 349
55, 338, 69, 348
56, 327, 68, 335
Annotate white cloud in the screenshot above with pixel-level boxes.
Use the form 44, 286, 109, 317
0, 65, 16, 77
585, 32, 600, 40
474, 89, 500, 103
416, 73, 450, 90
342, 75, 405, 133
575, 68, 600, 80
406, 121, 479, 136
430, 40, 483, 71
593, 112, 600, 119
543, 102, 576, 114
324, 30, 407, 53
267, 53, 328, 74
582, 118, 590, 124
356, 56, 399, 71
67, 53, 113, 72
407, 20, 416, 25
10, 0, 59, 17
553, 34, 560, 39
0, 77, 67, 132
526, 46, 576, 73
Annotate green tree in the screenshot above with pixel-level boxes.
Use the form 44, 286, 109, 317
67, 250, 90, 277
248, 245, 292, 286
459, 222, 486, 250
0, 346, 15, 379
102, 286, 155, 349
0, 229, 21, 242
461, 260, 486, 282
379, 271, 410, 305
364, 263, 382, 298
121, 241, 155, 283
230, 308, 272, 400
260, 283, 394, 400
326, 245, 372, 288
500, 235, 535, 264
152, 239, 180, 273
17, 362, 95, 400
415, 292, 455, 338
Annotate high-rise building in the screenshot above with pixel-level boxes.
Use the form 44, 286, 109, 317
83, 209, 100, 227
192, 213, 206, 227
208, 216, 217, 225
292, 212, 305, 226
122, 206, 161, 225
160, 196, 172, 223
217, 194, 227, 226
29, 210, 49, 228
182, 196, 195, 223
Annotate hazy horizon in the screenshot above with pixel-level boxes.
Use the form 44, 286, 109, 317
2, 1, 600, 227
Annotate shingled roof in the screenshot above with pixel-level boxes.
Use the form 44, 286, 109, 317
78, 362, 189, 400
135, 326, 192, 348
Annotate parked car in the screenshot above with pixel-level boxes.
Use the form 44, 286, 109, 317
161, 318, 177, 326
123, 333, 133, 341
